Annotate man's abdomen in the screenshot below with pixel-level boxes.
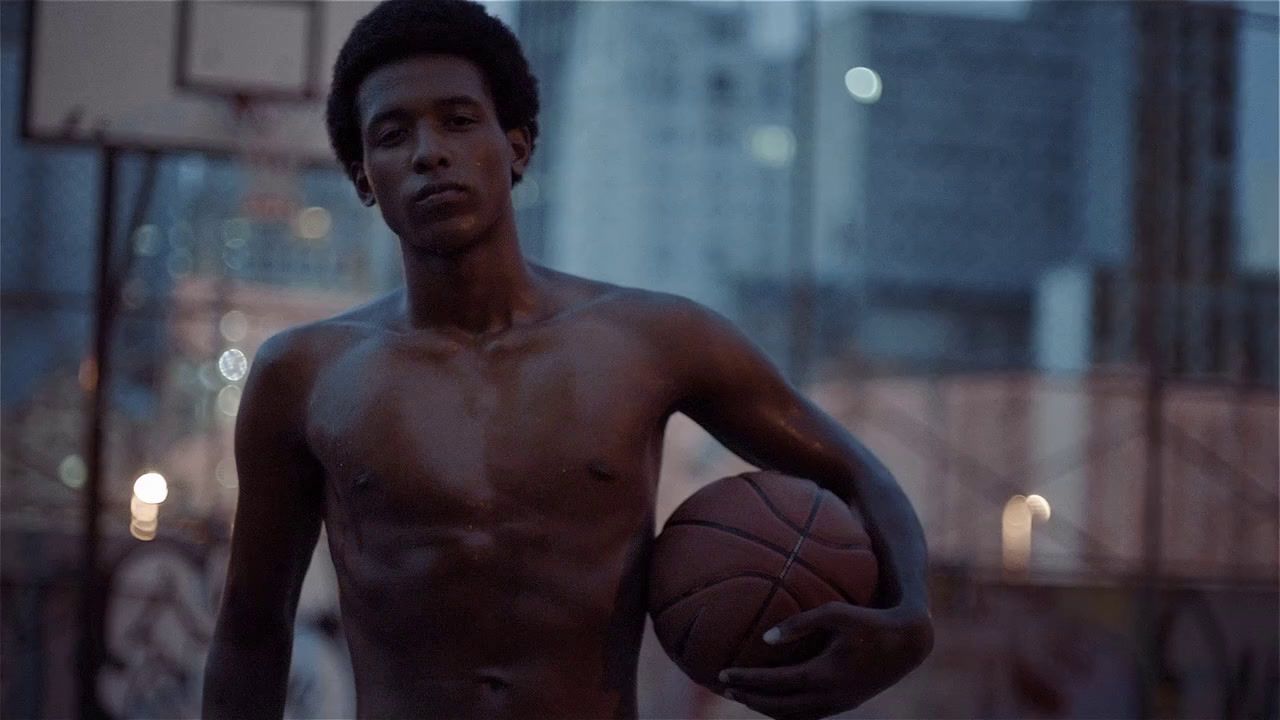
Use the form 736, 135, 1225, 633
328, 509, 651, 719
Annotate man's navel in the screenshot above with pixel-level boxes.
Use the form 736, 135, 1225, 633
588, 461, 617, 483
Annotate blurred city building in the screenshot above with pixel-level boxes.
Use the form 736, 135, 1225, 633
510, 0, 578, 263
770, 1, 1276, 386
799, 1, 1123, 371
520, 2, 800, 322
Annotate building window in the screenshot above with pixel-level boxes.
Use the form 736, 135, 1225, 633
707, 13, 740, 42
709, 69, 735, 105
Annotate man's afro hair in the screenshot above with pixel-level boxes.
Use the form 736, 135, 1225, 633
325, 0, 540, 183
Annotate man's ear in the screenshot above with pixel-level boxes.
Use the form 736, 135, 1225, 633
506, 126, 532, 181
350, 162, 376, 207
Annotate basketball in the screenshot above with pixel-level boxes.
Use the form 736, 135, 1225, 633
648, 471, 879, 690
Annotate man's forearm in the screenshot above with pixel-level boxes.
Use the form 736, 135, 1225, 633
203, 627, 293, 718
831, 437, 930, 611
852, 478, 929, 611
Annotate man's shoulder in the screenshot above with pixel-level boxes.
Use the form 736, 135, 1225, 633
551, 274, 770, 378
260, 292, 399, 355
543, 270, 722, 335
250, 291, 400, 381
594, 287, 736, 349
554, 277, 775, 397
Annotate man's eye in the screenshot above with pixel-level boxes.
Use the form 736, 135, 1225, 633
375, 128, 407, 145
447, 115, 478, 128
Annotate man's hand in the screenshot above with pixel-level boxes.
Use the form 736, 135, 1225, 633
718, 602, 934, 720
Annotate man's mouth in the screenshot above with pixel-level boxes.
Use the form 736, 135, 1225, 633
412, 182, 470, 206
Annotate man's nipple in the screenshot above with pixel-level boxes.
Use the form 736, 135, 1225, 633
476, 672, 511, 693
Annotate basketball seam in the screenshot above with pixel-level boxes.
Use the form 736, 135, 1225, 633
726, 487, 826, 668
672, 604, 706, 659
661, 520, 857, 605
652, 571, 804, 619
739, 475, 865, 549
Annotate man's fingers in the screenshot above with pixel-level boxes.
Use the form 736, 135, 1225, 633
719, 663, 816, 693
765, 601, 867, 645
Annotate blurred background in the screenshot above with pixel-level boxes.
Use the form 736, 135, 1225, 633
1, 0, 1277, 718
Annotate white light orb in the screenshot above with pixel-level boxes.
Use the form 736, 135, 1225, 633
217, 384, 242, 417
1002, 495, 1030, 528
133, 472, 169, 504
59, 455, 87, 488
844, 66, 882, 104
1026, 494, 1051, 521
218, 348, 248, 382
219, 310, 249, 343
747, 125, 796, 168
294, 206, 332, 240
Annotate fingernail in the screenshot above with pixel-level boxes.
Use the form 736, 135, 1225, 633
763, 627, 781, 644
718, 670, 730, 683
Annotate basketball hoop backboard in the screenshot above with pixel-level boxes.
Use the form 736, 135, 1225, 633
23, 0, 377, 166
176, 0, 321, 103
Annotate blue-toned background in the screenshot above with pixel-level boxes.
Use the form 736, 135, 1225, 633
2, 2, 1277, 717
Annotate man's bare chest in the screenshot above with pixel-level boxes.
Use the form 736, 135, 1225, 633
301, 332, 676, 525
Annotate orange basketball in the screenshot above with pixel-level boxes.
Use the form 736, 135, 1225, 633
648, 471, 879, 690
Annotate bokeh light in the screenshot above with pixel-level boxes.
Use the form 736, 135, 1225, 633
133, 472, 168, 504
1026, 494, 1051, 521
219, 310, 249, 342
1001, 495, 1031, 572
294, 206, 332, 240
747, 125, 796, 168
132, 224, 160, 257
58, 455, 86, 489
844, 66, 883, 103
218, 348, 248, 382
217, 385, 242, 417
129, 521, 157, 542
130, 495, 159, 523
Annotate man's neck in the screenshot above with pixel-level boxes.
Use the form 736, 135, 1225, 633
398, 226, 544, 339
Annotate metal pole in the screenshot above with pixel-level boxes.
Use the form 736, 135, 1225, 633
1134, 5, 1173, 716
787, 2, 818, 385
78, 143, 118, 720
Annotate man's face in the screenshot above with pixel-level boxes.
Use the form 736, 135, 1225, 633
352, 55, 530, 256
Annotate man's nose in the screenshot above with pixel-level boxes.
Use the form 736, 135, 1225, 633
411, 126, 449, 173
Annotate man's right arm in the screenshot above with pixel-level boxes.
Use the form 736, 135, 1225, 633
203, 332, 324, 718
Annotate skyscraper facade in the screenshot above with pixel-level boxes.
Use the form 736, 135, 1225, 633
806, 2, 1138, 371
520, 3, 799, 322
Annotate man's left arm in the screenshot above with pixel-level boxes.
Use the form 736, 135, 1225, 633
664, 300, 934, 718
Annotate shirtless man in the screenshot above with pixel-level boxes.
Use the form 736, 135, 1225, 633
202, 1, 933, 717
